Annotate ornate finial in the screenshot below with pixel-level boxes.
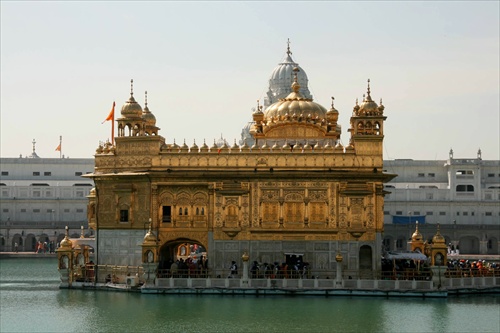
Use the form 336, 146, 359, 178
291, 67, 300, 92
257, 99, 260, 111
355, 98, 359, 106
449, 148, 454, 159
362, 93, 366, 102
65, 225, 69, 237
367, 78, 371, 94
477, 148, 482, 159
130, 79, 134, 96
145, 91, 148, 107
286, 38, 292, 56
32, 139, 36, 153
380, 98, 383, 105
80, 225, 84, 238
331, 96, 335, 108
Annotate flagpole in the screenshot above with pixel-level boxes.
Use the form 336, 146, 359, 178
111, 102, 115, 146
59, 135, 62, 159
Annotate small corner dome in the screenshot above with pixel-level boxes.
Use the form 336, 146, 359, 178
359, 97, 378, 114
60, 236, 73, 248
142, 106, 157, 126
432, 230, 445, 244
121, 94, 143, 118
411, 229, 423, 242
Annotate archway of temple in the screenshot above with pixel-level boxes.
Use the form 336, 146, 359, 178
157, 239, 208, 277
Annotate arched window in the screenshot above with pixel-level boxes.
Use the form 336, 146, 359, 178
179, 208, 183, 215
184, 208, 188, 215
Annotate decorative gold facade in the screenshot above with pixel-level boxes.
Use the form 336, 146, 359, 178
86, 47, 395, 278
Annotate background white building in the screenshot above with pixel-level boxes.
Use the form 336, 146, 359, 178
0, 155, 94, 251
382, 149, 500, 255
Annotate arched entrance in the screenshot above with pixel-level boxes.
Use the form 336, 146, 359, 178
459, 236, 480, 254
359, 245, 373, 279
158, 239, 208, 278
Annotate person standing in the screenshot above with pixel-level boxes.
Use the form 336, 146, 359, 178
229, 261, 238, 278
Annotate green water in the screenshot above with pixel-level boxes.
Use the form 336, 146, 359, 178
1, 258, 499, 333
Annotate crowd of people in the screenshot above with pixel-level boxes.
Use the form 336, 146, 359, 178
158, 256, 209, 278
35, 241, 56, 254
445, 259, 500, 277
249, 261, 311, 279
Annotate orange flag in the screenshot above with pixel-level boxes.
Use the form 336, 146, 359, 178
102, 101, 115, 124
55, 144, 61, 151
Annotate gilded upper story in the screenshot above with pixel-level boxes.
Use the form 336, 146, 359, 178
93, 44, 388, 177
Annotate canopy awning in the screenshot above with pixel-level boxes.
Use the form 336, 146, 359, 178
384, 251, 427, 261
69, 237, 96, 249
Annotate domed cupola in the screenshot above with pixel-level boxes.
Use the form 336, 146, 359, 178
348, 79, 386, 139
432, 224, 445, 244
264, 68, 327, 121
264, 39, 312, 108
121, 79, 143, 118
141, 91, 160, 136
326, 96, 341, 135
142, 91, 156, 126
411, 221, 423, 242
357, 79, 380, 116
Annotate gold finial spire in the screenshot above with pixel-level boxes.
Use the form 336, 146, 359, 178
130, 79, 134, 97
287, 38, 292, 56
366, 78, 373, 101
331, 96, 335, 108
32, 139, 36, 153
355, 98, 359, 106
291, 67, 300, 92
145, 90, 148, 107
380, 98, 383, 105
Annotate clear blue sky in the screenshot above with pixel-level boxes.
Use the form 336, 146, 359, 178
1, 1, 499, 160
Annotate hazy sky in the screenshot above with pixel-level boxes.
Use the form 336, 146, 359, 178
1, 1, 499, 161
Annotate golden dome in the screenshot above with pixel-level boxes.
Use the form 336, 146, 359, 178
326, 97, 339, 122
411, 221, 423, 242
60, 236, 73, 248
121, 80, 143, 118
190, 140, 199, 152
432, 224, 445, 244
142, 91, 157, 126
142, 106, 156, 125
357, 79, 384, 116
264, 70, 327, 121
